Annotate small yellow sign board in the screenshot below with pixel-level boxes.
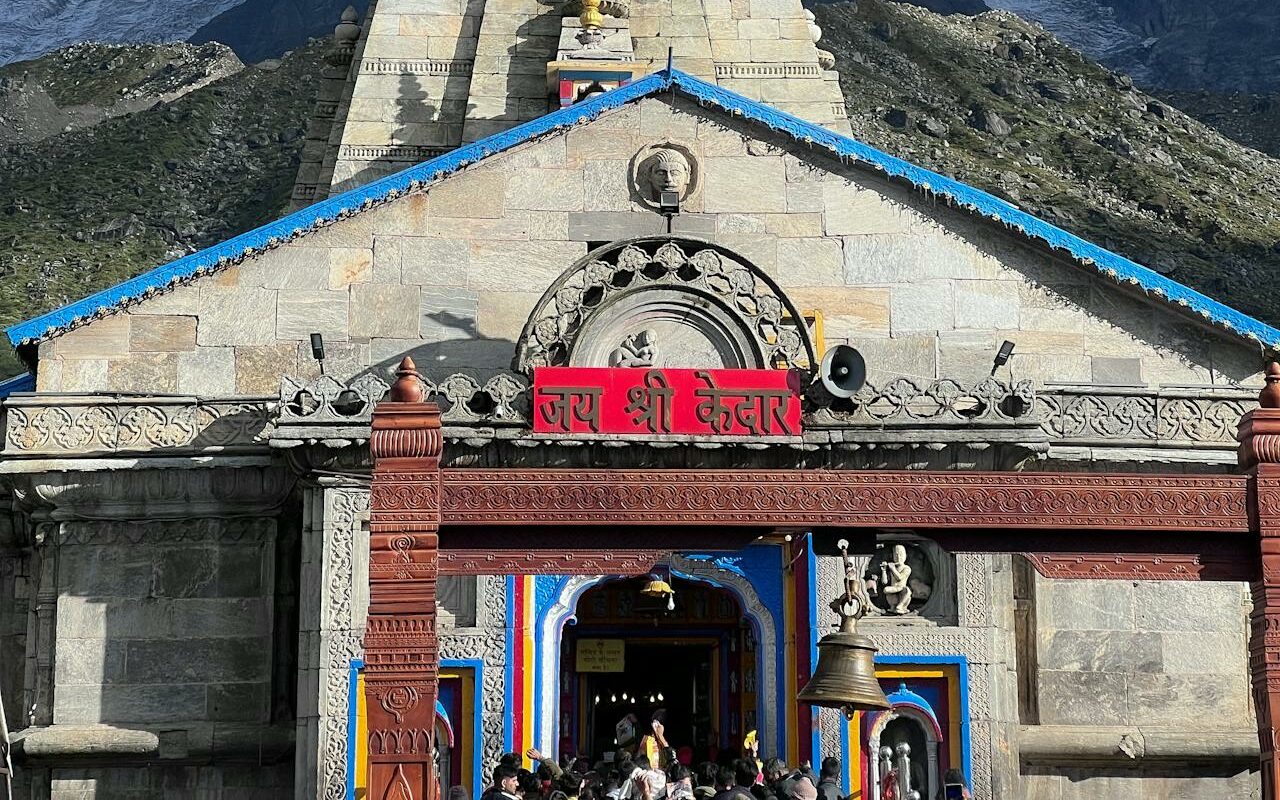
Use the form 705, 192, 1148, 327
576, 639, 625, 672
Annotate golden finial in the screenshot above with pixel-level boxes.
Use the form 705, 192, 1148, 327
579, 0, 604, 35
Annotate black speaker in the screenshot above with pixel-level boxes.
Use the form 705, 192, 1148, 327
819, 344, 866, 399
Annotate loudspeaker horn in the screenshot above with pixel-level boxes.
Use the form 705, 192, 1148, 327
819, 344, 867, 399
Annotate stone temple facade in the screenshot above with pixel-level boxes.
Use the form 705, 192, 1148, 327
0, 2, 1271, 799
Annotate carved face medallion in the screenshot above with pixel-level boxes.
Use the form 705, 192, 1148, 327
647, 150, 690, 197
631, 142, 699, 209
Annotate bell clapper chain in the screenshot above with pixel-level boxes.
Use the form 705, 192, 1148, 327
835, 538, 872, 719
833, 538, 871, 631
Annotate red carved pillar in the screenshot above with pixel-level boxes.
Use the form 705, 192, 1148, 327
1240, 362, 1280, 800
366, 357, 443, 800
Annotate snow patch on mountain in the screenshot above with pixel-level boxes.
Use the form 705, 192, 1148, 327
983, 0, 1151, 82
2, 0, 243, 66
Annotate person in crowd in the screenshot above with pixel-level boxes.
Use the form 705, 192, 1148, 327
617, 754, 641, 800
711, 766, 753, 800
602, 770, 623, 800
786, 777, 817, 800
694, 762, 719, 800
667, 763, 695, 800
484, 764, 523, 800
447, 786, 468, 800
762, 758, 796, 799
519, 769, 543, 800
635, 754, 668, 800
941, 768, 972, 800
637, 711, 671, 768
546, 770, 584, 800
529, 748, 565, 781
731, 758, 768, 800
815, 758, 841, 800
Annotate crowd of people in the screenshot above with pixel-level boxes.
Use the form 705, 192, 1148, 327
468, 715, 973, 800
473, 718, 856, 800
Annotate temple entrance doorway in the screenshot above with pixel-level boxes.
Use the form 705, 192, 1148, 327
559, 575, 760, 763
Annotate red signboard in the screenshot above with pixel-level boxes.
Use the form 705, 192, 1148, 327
533, 367, 804, 437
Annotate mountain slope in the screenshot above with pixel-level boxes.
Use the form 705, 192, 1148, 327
189, 0, 372, 65
0, 42, 243, 146
0, 0, 243, 67
812, 0, 1280, 326
0, 42, 325, 378
986, 0, 1280, 93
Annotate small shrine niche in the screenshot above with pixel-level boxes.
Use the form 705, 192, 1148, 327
860, 539, 956, 622
542, 0, 641, 108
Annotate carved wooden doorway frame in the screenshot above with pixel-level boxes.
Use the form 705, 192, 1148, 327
364, 358, 1280, 800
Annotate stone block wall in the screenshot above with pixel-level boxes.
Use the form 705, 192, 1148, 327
1031, 578, 1252, 731
6, 467, 297, 799
38, 97, 1263, 394
1017, 573, 1258, 797
39, 765, 292, 800
461, 0, 561, 143
51, 519, 278, 730
329, 0, 484, 191
0, 542, 30, 736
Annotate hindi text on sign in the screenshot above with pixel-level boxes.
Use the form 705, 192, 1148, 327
533, 367, 802, 437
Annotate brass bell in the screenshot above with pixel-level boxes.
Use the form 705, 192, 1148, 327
797, 615, 890, 713
798, 538, 890, 713
640, 572, 676, 612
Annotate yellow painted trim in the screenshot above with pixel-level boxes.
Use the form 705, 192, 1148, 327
782, 549, 798, 764
847, 711, 862, 800
356, 673, 368, 800
807, 310, 825, 357
522, 576, 536, 767
876, 668, 946, 680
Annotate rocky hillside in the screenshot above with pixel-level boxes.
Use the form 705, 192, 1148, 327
4, 2, 1280, 381
0, 42, 325, 378
811, 0, 1280, 324
0, 42, 243, 145
1157, 91, 1280, 160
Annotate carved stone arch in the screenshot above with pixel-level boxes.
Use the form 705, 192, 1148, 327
513, 237, 818, 373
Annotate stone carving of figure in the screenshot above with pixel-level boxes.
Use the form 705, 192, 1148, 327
645, 148, 691, 200
865, 542, 934, 615
609, 329, 659, 367
879, 545, 913, 614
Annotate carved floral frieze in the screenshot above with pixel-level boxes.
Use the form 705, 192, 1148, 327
4, 397, 272, 456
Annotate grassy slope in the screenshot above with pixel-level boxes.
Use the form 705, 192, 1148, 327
0, 42, 323, 377
813, 0, 1280, 323
5, 3, 1280, 379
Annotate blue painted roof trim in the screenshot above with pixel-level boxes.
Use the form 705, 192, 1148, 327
10, 68, 1280, 349
0, 372, 34, 399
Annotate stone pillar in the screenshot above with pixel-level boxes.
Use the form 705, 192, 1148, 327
297, 485, 370, 800
1240, 362, 1280, 800
365, 357, 443, 800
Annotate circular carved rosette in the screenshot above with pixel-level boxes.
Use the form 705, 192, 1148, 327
513, 237, 817, 373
